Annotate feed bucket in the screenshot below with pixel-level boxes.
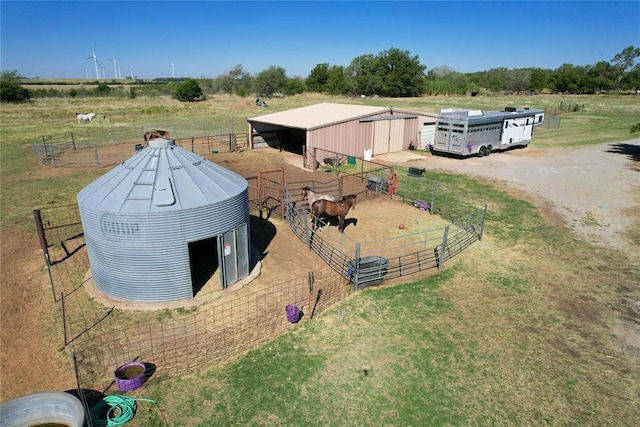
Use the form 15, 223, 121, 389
114, 362, 147, 391
347, 156, 356, 165
286, 304, 302, 323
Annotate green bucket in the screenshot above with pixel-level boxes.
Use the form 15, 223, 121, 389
347, 156, 356, 165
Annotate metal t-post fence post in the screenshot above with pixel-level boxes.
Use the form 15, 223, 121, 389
303, 209, 312, 249
353, 243, 361, 291
439, 225, 449, 270
33, 209, 57, 301
49, 144, 55, 167
479, 204, 488, 240
430, 180, 438, 213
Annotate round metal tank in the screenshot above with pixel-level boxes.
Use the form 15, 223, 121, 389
77, 139, 250, 302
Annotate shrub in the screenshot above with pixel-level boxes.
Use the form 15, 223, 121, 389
0, 70, 32, 103
94, 83, 111, 95
173, 79, 203, 102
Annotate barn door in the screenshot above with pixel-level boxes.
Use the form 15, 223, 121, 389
218, 224, 249, 288
420, 124, 436, 149
388, 119, 405, 153
372, 120, 390, 155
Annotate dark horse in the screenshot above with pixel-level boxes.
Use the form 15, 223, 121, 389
311, 194, 357, 232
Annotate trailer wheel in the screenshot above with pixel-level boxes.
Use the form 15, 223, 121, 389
478, 146, 487, 157
486, 146, 492, 156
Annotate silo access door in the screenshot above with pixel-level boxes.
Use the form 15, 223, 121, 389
218, 224, 250, 288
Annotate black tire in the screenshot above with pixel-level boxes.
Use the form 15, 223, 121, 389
486, 146, 492, 156
478, 146, 487, 157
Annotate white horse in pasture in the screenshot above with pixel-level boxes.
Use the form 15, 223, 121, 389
76, 112, 96, 124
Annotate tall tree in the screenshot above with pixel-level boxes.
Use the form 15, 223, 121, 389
208, 65, 253, 96
529, 68, 549, 93
612, 46, 640, 73
587, 61, 616, 93
284, 76, 305, 95
345, 54, 380, 96
306, 63, 330, 93
550, 64, 587, 93
504, 69, 530, 94
325, 65, 347, 95
481, 68, 510, 93
253, 66, 287, 97
376, 48, 426, 97
611, 45, 640, 89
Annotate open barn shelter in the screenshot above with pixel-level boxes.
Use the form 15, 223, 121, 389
247, 102, 437, 169
77, 138, 254, 304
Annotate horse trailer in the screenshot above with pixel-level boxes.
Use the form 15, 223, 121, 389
429, 107, 545, 157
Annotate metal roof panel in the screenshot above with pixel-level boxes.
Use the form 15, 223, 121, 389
247, 102, 389, 130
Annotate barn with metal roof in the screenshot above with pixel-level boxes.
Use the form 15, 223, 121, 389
247, 102, 437, 169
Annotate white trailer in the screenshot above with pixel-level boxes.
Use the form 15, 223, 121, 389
430, 107, 545, 157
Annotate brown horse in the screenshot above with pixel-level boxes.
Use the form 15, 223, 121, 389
311, 194, 357, 232
301, 186, 335, 211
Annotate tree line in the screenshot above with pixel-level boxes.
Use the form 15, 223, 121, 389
2, 46, 639, 103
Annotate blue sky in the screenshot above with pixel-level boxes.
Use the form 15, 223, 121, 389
1, 1, 638, 79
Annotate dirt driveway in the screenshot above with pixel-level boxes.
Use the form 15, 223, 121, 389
377, 139, 640, 260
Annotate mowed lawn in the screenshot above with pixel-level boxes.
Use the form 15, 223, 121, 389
1, 94, 639, 425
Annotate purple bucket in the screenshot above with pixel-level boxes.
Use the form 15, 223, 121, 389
286, 305, 301, 323
114, 362, 146, 391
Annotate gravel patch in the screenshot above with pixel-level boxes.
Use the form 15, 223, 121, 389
378, 139, 640, 259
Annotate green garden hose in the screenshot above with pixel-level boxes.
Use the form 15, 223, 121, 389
90, 395, 157, 426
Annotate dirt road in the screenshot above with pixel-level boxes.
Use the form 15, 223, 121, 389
378, 139, 640, 260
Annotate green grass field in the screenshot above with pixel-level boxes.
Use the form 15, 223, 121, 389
1, 94, 639, 425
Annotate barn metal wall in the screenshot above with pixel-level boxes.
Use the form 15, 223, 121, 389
77, 140, 250, 302
307, 110, 437, 163
397, 111, 437, 150
305, 111, 392, 167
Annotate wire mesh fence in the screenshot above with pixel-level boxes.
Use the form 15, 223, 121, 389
536, 114, 561, 130
33, 155, 486, 401
31, 124, 251, 168
34, 202, 351, 395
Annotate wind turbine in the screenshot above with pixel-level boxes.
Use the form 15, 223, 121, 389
170, 61, 175, 78
129, 64, 134, 79
86, 46, 100, 81
108, 55, 119, 79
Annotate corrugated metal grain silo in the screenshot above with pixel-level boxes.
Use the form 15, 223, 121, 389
77, 138, 251, 303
